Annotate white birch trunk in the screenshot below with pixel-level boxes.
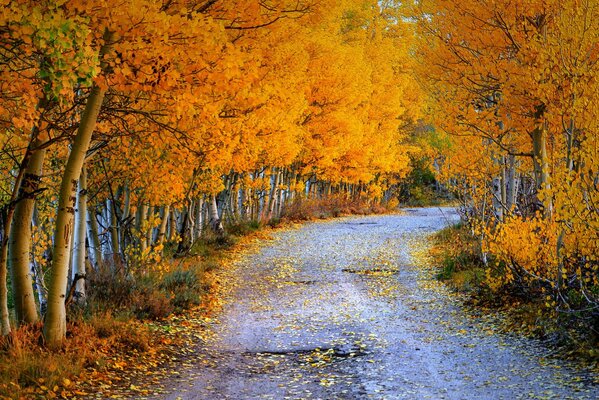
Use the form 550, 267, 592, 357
86, 206, 102, 269
188, 200, 196, 244
108, 198, 120, 268
119, 185, 130, 255
194, 198, 204, 240
8, 145, 45, 325
138, 203, 149, 254
156, 204, 170, 246
209, 194, 224, 234
71, 165, 88, 305
168, 207, 176, 242
31, 206, 47, 312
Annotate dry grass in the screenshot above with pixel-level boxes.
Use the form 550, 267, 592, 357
0, 314, 153, 399
282, 196, 389, 221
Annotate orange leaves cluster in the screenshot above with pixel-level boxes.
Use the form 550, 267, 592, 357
484, 215, 559, 289
1, 0, 423, 292
81, 0, 421, 204
415, 0, 599, 306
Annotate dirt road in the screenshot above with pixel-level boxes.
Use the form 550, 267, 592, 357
157, 208, 598, 400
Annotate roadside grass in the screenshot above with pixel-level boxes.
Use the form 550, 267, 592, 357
430, 223, 599, 363
0, 197, 396, 399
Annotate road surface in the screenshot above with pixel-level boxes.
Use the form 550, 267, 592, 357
157, 208, 598, 400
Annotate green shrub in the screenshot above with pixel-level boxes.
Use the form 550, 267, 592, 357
160, 269, 203, 310
226, 220, 261, 236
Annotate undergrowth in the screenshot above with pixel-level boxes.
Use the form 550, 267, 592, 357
0, 315, 153, 399
0, 231, 238, 398
282, 195, 389, 221
431, 223, 599, 362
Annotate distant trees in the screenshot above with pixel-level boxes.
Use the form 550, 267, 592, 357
0, 0, 421, 346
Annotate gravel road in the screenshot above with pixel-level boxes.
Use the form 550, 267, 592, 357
159, 207, 598, 400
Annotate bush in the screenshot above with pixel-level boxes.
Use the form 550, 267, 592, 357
87, 269, 136, 313
431, 221, 599, 360
226, 220, 261, 236
432, 223, 486, 290
160, 269, 203, 310
282, 196, 388, 221
89, 313, 150, 352
130, 284, 174, 320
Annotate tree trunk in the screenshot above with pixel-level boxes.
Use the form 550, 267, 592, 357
276, 170, 286, 218
267, 168, 279, 220
138, 203, 149, 254
532, 123, 551, 217
31, 204, 47, 314
188, 200, 196, 244
500, 158, 507, 219
209, 194, 224, 234
119, 184, 131, 258
506, 154, 517, 212
239, 182, 247, 221
8, 145, 46, 325
176, 202, 191, 255
44, 29, 115, 348
86, 206, 102, 270
156, 204, 170, 246
230, 181, 238, 221
107, 196, 121, 270
70, 165, 88, 306
146, 206, 154, 250
0, 160, 31, 335
167, 207, 176, 242
194, 198, 204, 240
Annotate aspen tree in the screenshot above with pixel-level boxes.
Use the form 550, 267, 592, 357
8, 144, 46, 325
43, 30, 115, 348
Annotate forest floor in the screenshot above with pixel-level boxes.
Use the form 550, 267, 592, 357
146, 207, 598, 400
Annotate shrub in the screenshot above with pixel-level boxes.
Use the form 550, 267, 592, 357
226, 220, 261, 236
160, 269, 203, 310
282, 195, 388, 221
130, 285, 174, 320
87, 269, 136, 313
89, 313, 150, 352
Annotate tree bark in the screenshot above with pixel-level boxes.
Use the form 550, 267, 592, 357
209, 194, 224, 234
188, 200, 196, 243
267, 168, 279, 220
156, 204, 170, 246
138, 203, 149, 254
167, 207, 176, 242
86, 205, 102, 270
506, 154, 517, 212
8, 145, 46, 325
43, 29, 115, 348
70, 165, 87, 306
194, 198, 204, 240
532, 123, 551, 217
119, 184, 131, 258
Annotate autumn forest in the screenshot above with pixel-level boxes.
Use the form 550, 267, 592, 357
0, 0, 598, 398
